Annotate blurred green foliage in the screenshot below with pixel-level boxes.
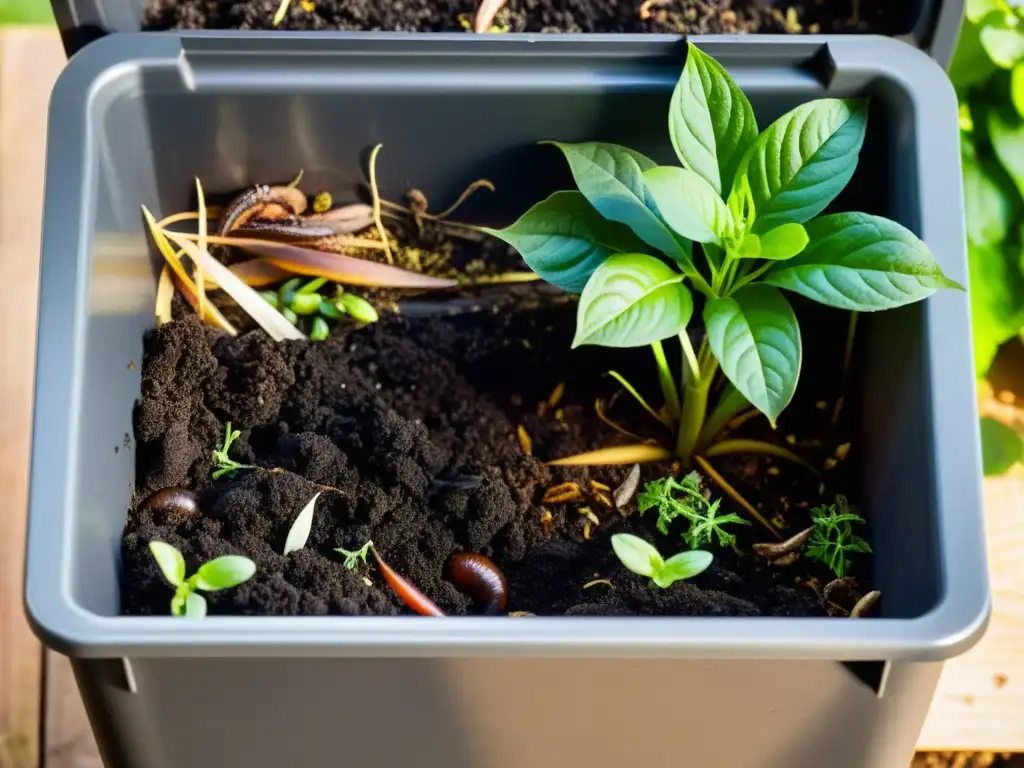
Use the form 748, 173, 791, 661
0, 0, 55, 25
953, 0, 1024, 475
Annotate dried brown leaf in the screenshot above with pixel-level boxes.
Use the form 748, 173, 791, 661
548, 444, 673, 467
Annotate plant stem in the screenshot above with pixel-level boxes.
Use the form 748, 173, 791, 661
651, 341, 681, 418
675, 334, 715, 464
731, 262, 773, 293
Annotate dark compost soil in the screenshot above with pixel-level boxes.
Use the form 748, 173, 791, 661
122, 230, 866, 617
141, 0, 911, 37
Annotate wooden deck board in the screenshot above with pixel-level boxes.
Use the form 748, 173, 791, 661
0, 26, 1020, 766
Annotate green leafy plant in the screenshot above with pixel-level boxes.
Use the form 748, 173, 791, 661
804, 497, 871, 578
260, 277, 379, 340
610, 533, 713, 588
637, 472, 750, 548
952, 3, 1024, 475
211, 421, 254, 480
149, 541, 256, 617
491, 41, 963, 477
336, 540, 373, 570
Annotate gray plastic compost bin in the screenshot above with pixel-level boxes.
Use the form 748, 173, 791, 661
48, 0, 967, 66
25, 32, 986, 768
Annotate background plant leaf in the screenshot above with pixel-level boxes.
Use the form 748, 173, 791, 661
980, 417, 1024, 475
669, 42, 758, 195
950, 16, 1000, 90
573, 253, 693, 348
1012, 62, 1024, 118
611, 533, 661, 577
733, 99, 868, 234
195, 555, 257, 591
763, 212, 963, 311
704, 284, 801, 425
486, 191, 647, 292
981, 19, 1024, 68
546, 142, 694, 267
148, 541, 185, 587
642, 166, 733, 245
987, 103, 1024, 201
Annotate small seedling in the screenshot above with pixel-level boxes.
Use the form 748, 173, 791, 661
804, 496, 871, 578
260, 277, 378, 338
336, 540, 373, 571
149, 541, 256, 618
611, 533, 712, 588
211, 421, 254, 480
637, 472, 750, 548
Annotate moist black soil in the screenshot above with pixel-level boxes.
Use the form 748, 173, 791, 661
122, 245, 866, 617
142, 0, 909, 36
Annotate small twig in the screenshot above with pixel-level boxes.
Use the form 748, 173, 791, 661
594, 398, 653, 444
613, 464, 642, 509
832, 311, 858, 426
694, 455, 782, 539
367, 143, 394, 264
434, 179, 495, 219
850, 590, 880, 618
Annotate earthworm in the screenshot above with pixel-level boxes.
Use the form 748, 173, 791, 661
137, 486, 199, 518
448, 553, 508, 614
216, 185, 308, 236
371, 545, 445, 616
849, 590, 881, 618
233, 218, 341, 242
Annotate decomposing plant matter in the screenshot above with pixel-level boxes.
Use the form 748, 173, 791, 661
491, 40, 962, 510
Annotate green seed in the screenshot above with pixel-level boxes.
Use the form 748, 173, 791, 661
279, 278, 302, 303
259, 291, 279, 309
310, 316, 330, 341
290, 293, 323, 315
282, 307, 299, 325
319, 299, 344, 320
340, 293, 379, 324
298, 277, 327, 295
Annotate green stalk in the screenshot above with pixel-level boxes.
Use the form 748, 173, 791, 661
675, 333, 714, 464
651, 340, 681, 418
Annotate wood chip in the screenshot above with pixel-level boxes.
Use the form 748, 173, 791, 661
539, 509, 553, 526
590, 480, 611, 492
824, 457, 838, 470
769, 552, 799, 566
593, 491, 614, 508
509, 611, 535, 617
613, 463, 641, 509
822, 577, 857, 605
583, 520, 592, 539
579, 506, 600, 525
850, 590, 881, 618
517, 425, 532, 456
835, 442, 852, 460
547, 381, 565, 408
542, 482, 584, 504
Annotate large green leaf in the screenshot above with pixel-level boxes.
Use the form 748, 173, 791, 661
966, 0, 999, 23
980, 417, 1024, 476
763, 213, 964, 311
486, 191, 648, 293
703, 284, 802, 425
668, 42, 758, 195
642, 166, 733, 245
732, 99, 868, 234
546, 142, 693, 266
573, 253, 693, 348
987, 105, 1024, 201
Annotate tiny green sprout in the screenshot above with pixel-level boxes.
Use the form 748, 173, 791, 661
310, 316, 330, 341
298, 277, 328, 295
335, 540, 373, 571
290, 293, 323, 316
339, 293, 379, 324
804, 496, 872, 578
259, 290, 279, 309
637, 472, 750, 549
149, 540, 256, 618
211, 421, 254, 480
282, 307, 299, 325
318, 299, 344, 321
611, 533, 712, 588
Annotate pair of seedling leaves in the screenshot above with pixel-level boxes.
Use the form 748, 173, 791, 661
492, 41, 963, 427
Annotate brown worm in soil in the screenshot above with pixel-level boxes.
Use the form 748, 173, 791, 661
849, 590, 881, 618
137, 486, 199, 518
752, 526, 814, 560
233, 218, 345, 242
448, 553, 508, 614
371, 545, 445, 617
216, 185, 308, 236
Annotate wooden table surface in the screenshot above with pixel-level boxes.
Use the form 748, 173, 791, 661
0, 26, 1021, 767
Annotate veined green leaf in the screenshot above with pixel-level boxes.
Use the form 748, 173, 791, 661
733, 99, 868, 234
704, 284, 801, 425
763, 213, 964, 311
611, 533, 662, 577
757, 223, 809, 261
485, 191, 646, 293
573, 253, 693, 348
545, 142, 694, 267
642, 166, 733, 245
669, 42, 758, 195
